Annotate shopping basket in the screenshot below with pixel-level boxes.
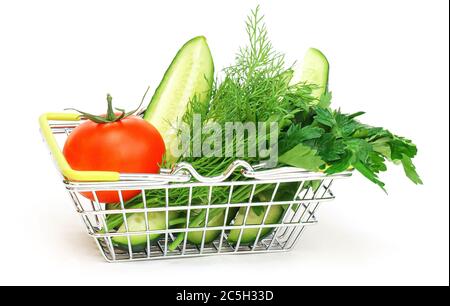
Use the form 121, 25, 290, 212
39, 113, 352, 263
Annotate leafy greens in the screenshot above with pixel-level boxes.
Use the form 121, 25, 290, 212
180, 6, 422, 191
106, 6, 422, 249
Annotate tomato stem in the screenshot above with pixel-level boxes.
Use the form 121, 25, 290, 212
106, 94, 116, 121
65, 87, 151, 124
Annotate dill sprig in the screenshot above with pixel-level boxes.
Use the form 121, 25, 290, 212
206, 6, 290, 125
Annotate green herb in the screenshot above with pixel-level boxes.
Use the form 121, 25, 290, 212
279, 143, 325, 171
279, 107, 422, 191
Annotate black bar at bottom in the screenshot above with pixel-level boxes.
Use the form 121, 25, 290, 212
167, 286, 292, 304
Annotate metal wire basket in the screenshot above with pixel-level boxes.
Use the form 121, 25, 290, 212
40, 113, 352, 262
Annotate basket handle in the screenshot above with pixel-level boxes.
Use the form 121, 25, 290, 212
39, 113, 120, 182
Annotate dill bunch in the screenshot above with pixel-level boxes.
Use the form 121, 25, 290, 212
179, 6, 315, 176
207, 7, 289, 124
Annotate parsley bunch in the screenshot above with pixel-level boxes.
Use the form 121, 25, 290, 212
278, 105, 422, 192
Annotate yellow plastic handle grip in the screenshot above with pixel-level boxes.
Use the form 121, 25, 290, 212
39, 113, 120, 182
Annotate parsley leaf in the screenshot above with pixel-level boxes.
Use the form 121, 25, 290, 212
278, 143, 325, 171
279, 124, 324, 154
314, 107, 335, 127
401, 154, 423, 185
318, 91, 333, 108
354, 160, 387, 192
315, 134, 346, 161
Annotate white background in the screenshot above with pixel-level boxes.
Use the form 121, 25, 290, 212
0, 0, 448, 286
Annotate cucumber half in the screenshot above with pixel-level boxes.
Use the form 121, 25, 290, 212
291, 48, 329, 100
227, 205, 284, 245
112, 212, 172, 252
144, 36, 214, 164
187, 207, 239, 245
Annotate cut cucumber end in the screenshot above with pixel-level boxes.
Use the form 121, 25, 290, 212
290, 48, 330, 101
227, 205, 284, 245
143, 36, 215, 165
186, 208, 239, 245
111, 212, 171, 251
300, 48, 330, 99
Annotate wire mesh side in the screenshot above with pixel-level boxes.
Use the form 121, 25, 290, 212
66, 177, 337, 262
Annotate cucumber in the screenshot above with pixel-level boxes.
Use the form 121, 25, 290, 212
226, 182, 306, 245
187, 207, 239, 245
291, 48, 329, 100
112, 211, 175, 252
144, 36, 214, 164
227, 205, 284, 245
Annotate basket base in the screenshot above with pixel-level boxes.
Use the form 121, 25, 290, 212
94, 229, 304, 263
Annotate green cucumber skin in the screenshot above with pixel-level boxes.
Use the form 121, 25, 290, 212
187, 208, 239, 245
112, 212, 175, 252
144, 36, 214, 164
227, 205, 284, 245
299, 48, 329, 99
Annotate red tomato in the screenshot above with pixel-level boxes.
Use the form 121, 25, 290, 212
63, 116, 165, 203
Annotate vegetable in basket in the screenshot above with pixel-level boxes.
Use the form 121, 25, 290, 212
228, 205, 284, 245
186, 207, 239, 245
63, 94, 165, 203
227, 183, 302, 245
112, 211, 181, 252
144, 36, 214, 166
